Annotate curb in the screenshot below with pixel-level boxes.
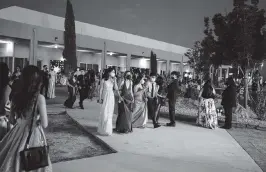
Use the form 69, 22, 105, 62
159, 112, 266, 131
65, 110, 118, 154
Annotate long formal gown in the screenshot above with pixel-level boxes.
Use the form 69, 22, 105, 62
47, 71, 56, 99
115, 81, 133, 133
132, 86, 148, 128
196, 98, 218, 129
97, 80, 115, 136
0, 98, 52, 172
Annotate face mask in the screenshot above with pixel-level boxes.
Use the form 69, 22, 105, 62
126, 75, 131, 80
110, 73, 115, 77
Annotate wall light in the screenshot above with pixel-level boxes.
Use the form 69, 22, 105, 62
107, 52, 115, 56
6, 42, 14, 53
60, 57, 66, 61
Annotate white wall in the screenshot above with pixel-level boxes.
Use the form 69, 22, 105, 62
0, 6, 189, 55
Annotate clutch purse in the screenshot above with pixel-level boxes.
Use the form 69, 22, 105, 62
4, 100, 11, 112
20, 99, 49, 171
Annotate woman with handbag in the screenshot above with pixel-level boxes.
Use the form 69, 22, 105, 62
0, 65, 52, 172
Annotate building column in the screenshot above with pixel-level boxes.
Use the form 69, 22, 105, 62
101, 42, 107, 73
29, 28, 37, 66
77, 52, 81, 68
126, 53, 131, 71
226, 67, 229, 79
166, 60, 170, 75
180, 56, 184, 81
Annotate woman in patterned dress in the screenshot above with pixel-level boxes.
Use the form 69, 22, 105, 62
196, 79, 218, 129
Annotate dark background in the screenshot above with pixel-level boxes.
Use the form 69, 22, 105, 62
0, 0, 265, 48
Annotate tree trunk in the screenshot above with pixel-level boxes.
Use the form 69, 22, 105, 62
244, 69, 249, 108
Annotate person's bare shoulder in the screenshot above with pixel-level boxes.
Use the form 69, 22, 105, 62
38, 94, 46, 104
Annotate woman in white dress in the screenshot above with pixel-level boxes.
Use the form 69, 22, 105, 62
97, 67, 119, 136
47, 67, 57, 99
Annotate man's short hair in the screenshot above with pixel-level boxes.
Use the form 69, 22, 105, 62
150, 72, 157, 77
171, 71, 179, 77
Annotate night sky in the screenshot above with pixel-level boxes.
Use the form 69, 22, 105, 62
0, 0, 265, 48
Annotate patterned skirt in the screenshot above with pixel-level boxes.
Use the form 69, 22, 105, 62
196, 98, 218, 129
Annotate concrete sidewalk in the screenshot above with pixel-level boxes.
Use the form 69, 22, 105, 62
52, 100, 263, 172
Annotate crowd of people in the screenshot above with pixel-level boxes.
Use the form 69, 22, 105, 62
96, 67, 237, 136
0, 61, 238, 171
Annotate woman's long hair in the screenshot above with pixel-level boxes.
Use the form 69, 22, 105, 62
201, 79, 214, 99
134, 74, 144, 86
0, 62, 9, 101
12, 65, 43, 117
103, 67, 115, 81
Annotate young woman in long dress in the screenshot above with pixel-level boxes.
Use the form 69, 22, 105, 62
0, 65, 52, 172
47, 67, 57, 99
97, 68, 119, 136
132, 74, 148, 128
196, 79, 218, 129
115, 71, 134, 133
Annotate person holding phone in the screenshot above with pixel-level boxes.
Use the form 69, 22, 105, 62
97, 67, 119, 136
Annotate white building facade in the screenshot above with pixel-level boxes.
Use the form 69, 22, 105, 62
0, 6, 192, 75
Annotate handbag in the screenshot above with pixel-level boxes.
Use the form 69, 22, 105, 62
4, 100, 11, 112
20, 99, 49, 171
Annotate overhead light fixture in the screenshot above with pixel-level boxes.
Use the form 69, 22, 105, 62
0, 40, 13, 44
107, 52, 115, 56
54, 44, 58, 49
77, 49, 90, 52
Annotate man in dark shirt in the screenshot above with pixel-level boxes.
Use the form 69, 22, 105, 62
77, 69, 88, 109
166, 71, 181, 127
40, 65, 49, 99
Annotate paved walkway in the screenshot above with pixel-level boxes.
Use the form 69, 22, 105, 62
52, 100, 263, 172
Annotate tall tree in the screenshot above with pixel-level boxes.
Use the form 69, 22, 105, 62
185, 41, 206, 79
150, 51, 157, 74
208, 0, 266, 107
63, 0, 77, 73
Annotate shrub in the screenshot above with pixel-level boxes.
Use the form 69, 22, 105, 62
254, 91, 266, 120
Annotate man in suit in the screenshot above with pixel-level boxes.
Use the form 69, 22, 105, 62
40, 65, 49, 99
166, 71, 181, 127
146, 73, 161, 128
77, 69, 88, 109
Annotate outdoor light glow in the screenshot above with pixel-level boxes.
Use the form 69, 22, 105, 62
6, 42, 14, 53
184, 73, 188, 77
189, 74, 193, 78
54, 66, 60, 73
107, 52, 115, 56
185, 69, 189, 73
60, 57, 66, 61
0, 40, 13, 44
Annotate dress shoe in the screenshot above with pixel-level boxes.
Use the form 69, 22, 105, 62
166, 122, 176, 127
220, 126, 231, 129
154, 123, 161, 128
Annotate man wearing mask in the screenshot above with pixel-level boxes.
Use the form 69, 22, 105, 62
40, 65, 49, 99
221, 77, 237, 129
77, 69, 87, 109
146, 73, 161, 128
166, 71, 181, 127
